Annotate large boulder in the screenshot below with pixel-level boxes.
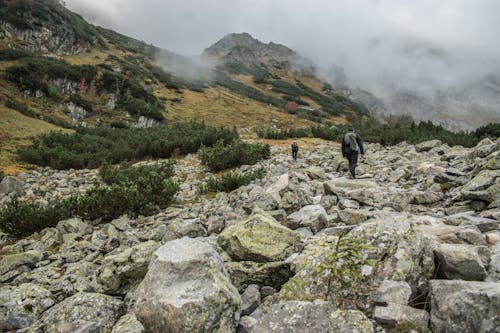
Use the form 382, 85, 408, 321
430, 280, 500, 333
0, 283, 55, 331
251, 301, 373, 333
134, 237, 241, 333
218, 208, 302, 262
434, 243, 487, 281
285, 204, 328, 233
31, 292, 123, 333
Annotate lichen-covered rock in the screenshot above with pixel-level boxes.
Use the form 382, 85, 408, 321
461, 170, 500, 203
241, 284, 261, 316
0, 283, 55, 331
430, 280, 500, 333
305, 166, 327, 180
0, 250, 43, 275
134, 237, 241, 333
111, 313, 145, 333
434, 243, 487, 281
218, 208, 302, 262
31, 292, 123, 333
285, 204, 328, 233
225, 261, 293, 292
373, 280, 412, 306
162, 218, 207, 242
251, 301, 373, 333
374, 303, 429, 328
99, 240, 160, 293
56, 217, 92, 236
415, 139, 442, 152
486, 243, 500, 282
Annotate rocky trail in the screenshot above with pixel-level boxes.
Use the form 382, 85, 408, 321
0, 137, 499, 332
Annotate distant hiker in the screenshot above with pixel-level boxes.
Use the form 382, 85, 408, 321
291, 141, 299, 161
342, 128, 364, 179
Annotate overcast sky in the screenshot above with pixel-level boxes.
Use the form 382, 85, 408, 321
65, 0, 500, 98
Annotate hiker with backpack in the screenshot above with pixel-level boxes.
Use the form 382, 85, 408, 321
291, 141, 299, 161
341, 128, 364, 179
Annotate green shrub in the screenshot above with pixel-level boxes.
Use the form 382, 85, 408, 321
5, 99, 37, 118
199, 140, 271, 171
0, 196, 77, 238
0, 162, 178, 238
110, 121, 129, 129
18, 122, 239, 169
198, 168, 265, 193
0, 48, 33, 61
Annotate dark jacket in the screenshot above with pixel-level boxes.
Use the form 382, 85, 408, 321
341, 131, 365, 157
291, 143, 299, 152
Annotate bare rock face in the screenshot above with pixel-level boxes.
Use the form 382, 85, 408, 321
134, 237, 241, 333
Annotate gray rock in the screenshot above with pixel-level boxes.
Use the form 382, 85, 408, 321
57, 218, 92, 236
162, 218, 207, 242
374, 303, 429, 328
241, 284, 261, 316
134, 237, 241, 333
0, 283, 55, 331
238, 316, 258, 333
373, 280, 412, 306
415, 139, 442, 152
0, 250, 43, 275
225, 261, 293, 292
251, 301, 373, 333
434, 243, 487, 281
305, 166, 327, 180
99, 240, 160, 294
111, 313, 145, 333
218, 208, 302, 262
0, 176, 24, 195
430, 280, 500, 333
486, 243, 500, 282
32, 292, 123, 332
286, 204, 328, 233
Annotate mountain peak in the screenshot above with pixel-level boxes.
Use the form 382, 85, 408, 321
202, 32, 295, 62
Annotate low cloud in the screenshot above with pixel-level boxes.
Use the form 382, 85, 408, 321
65, 0, 500, 128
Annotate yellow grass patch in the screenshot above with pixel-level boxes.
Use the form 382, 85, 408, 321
156, 85, 316, 129
0, 106, 72, 174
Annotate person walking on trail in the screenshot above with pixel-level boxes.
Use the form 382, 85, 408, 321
341, 128, 364, 179
291, 141, 299, 161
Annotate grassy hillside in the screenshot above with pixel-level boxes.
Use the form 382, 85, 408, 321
0, 106, 72, 174
0, 0, 368, 173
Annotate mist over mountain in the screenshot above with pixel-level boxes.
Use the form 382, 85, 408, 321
64, 0, 500, 130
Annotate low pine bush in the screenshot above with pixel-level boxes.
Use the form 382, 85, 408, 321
198, 140, 271, 171
0, 162, 179, 238
198, 168, 265, 193
18, 122, 239, 169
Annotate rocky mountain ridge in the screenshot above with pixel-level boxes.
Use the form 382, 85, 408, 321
0, 137, 499, 332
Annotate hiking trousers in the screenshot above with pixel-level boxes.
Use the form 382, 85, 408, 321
292, 151, 298, 161
346, 151, 359, 178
